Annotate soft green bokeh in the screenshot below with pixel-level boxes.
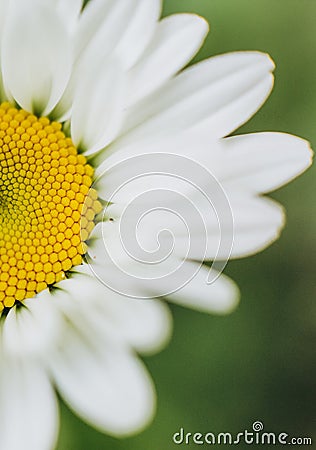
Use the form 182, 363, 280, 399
57, 1, 316, 448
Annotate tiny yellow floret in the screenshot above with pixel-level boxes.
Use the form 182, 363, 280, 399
0, 102, 100, 309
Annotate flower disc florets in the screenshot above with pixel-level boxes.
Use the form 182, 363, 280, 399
0, 102, 102, 310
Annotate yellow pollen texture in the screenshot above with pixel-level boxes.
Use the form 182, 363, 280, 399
0, 102, 102, 311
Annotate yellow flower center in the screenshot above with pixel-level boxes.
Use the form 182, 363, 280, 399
0, 102, 101, 311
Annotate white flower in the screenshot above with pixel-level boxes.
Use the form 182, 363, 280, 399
0, 0, 312, 449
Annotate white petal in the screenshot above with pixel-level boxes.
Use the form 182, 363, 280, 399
113, 0, 162, 69
108, 296, 172, 354
75, 0, 137, 60
53, 0, 161, 121
128, 14, 209, 105
226, 197, 285, 258
52, 0, 151, 119
49, 324, 155, 436
94, 138, 223, 204
87, 192, 282, 304
92, 290, 172, 355
53, 0, 161, 120
87, 221, 238, 314
57, 0, 83, 33
71, 58, 126, 154
165, 195, 285, 260
0, 0, 9, 37
88, 236, 239, 312
221, 132, 313, 193
117, 52, 274, 146
0, 358, 58, 450
57, 269, 172, 354
75, 0, 161, 69
41, 0, 83, 32
166, 264, 240, 314
94, 146, 285, 262
2, 1, 72, 115
2, 291, 63, 357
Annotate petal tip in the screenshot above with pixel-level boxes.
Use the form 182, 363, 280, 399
212, 276, 241, 315
193, 13, 210, 34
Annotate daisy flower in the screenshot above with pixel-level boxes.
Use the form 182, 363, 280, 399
0, 0, 312, 449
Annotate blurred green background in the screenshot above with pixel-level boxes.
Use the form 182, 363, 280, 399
57, 1, 316, 448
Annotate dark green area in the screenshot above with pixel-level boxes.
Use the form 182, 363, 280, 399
58, 1, 316, 448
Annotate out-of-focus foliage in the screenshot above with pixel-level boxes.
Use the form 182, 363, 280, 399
58, 1, 316, 448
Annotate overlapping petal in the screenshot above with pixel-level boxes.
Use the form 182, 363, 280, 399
116, 52, 274, 147
128, 14, 209, 105
48, 311, 156, 437
71, 58, 126, 154
220, 132, 313, 193
75, 0, 161, 68
0, 357, 58, 450
1, 1, 72, 115
2, 293, 62, 357
56, 270, 173, 354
